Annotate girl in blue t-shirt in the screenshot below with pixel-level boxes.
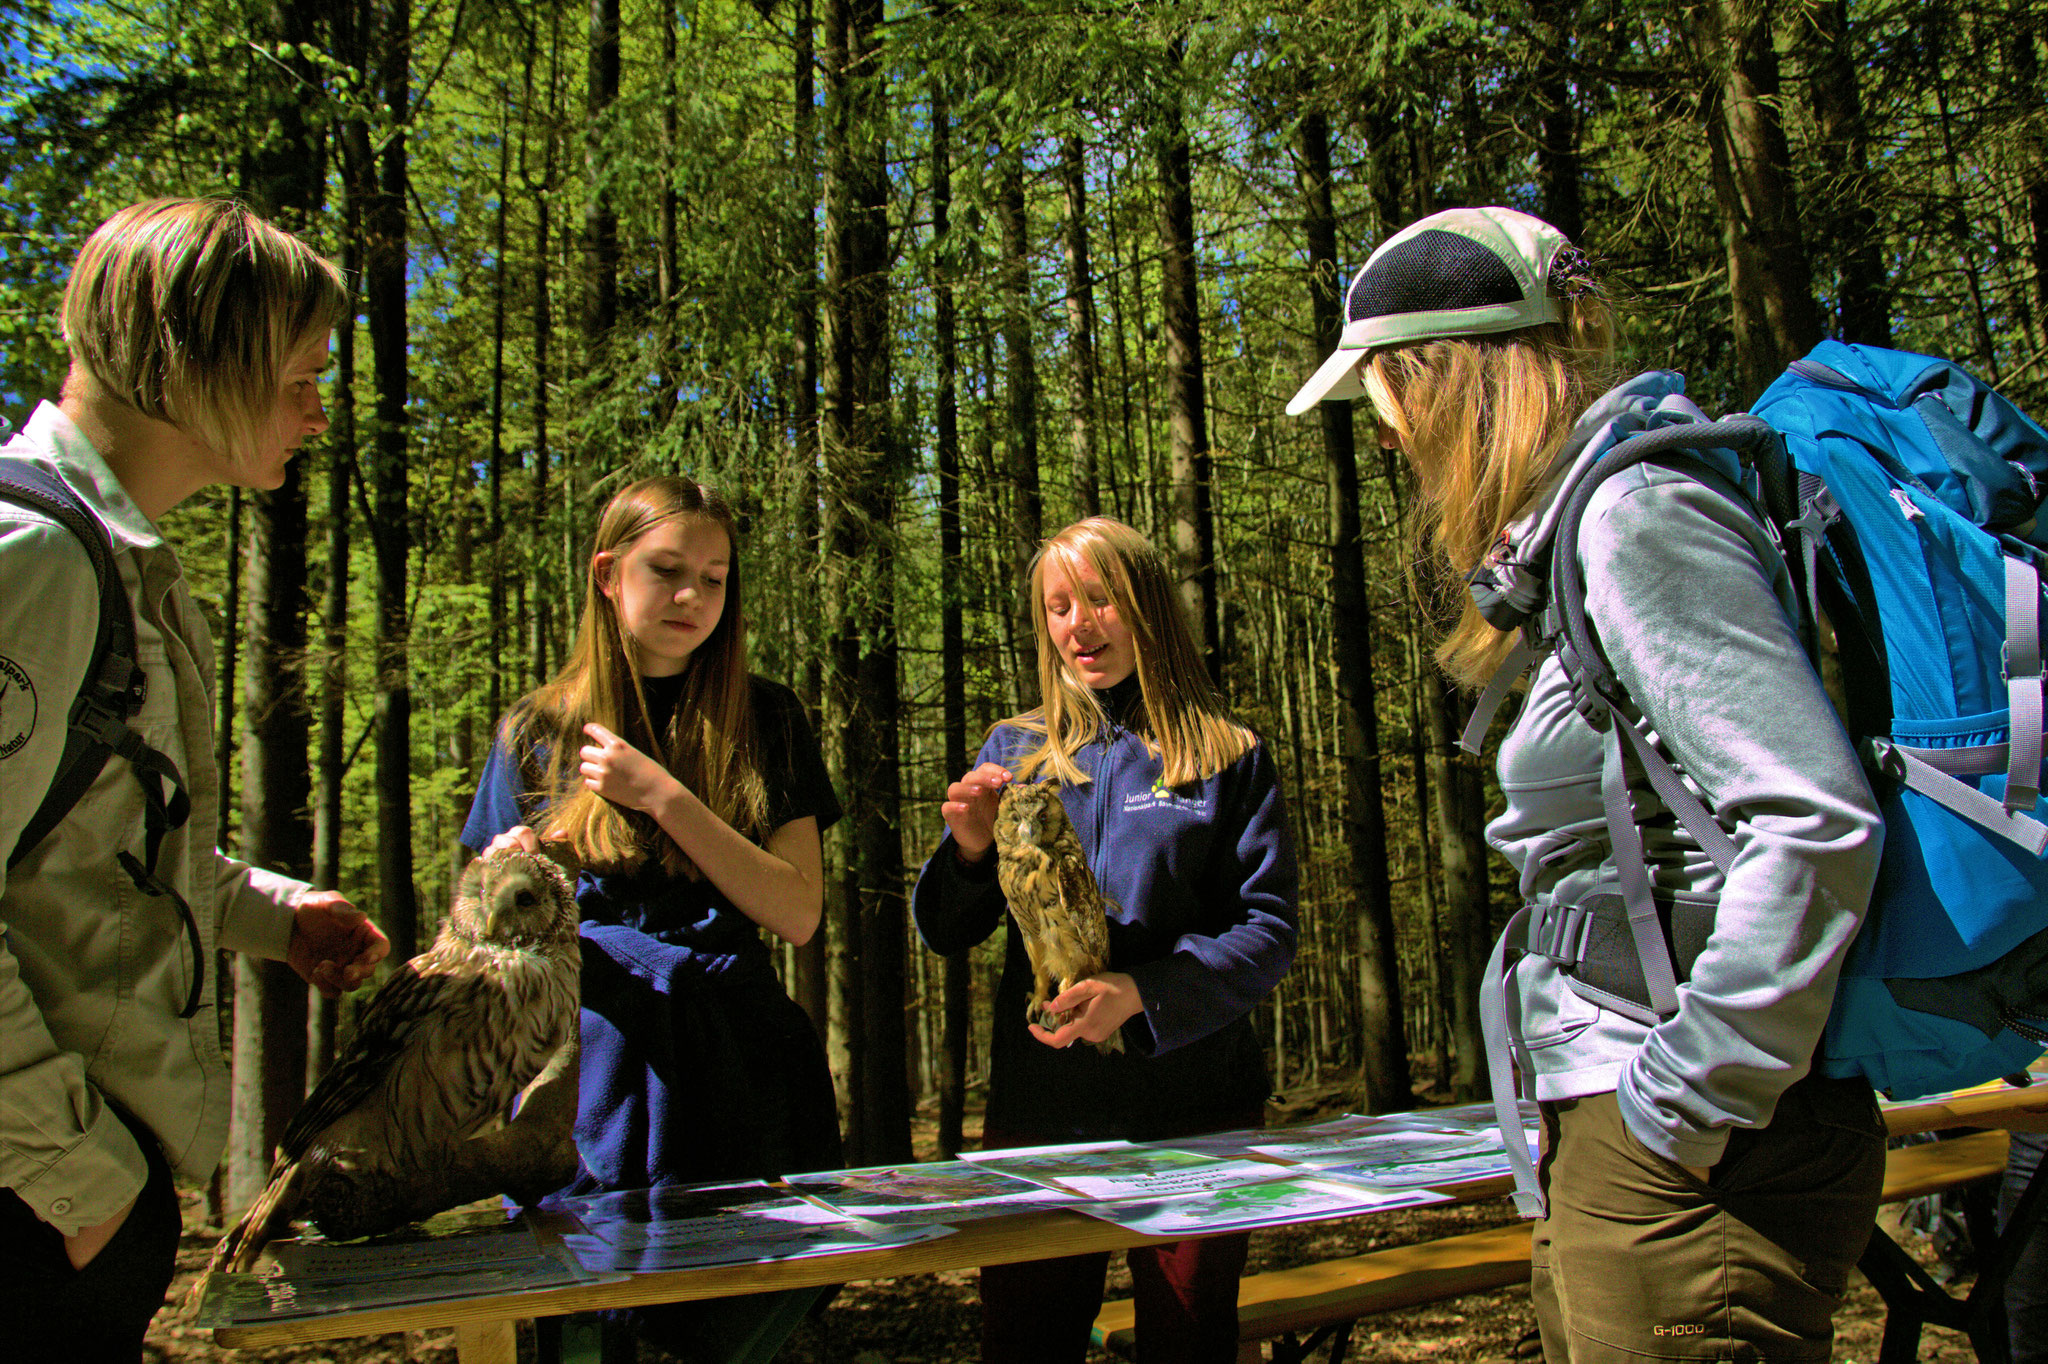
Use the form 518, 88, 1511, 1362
913, 516, 1299, 1364
463, 475, 841, 1358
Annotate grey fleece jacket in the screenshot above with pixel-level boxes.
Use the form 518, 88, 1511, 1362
1488, 372, 1884, 1171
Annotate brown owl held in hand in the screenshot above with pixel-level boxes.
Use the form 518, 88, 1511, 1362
992, 782, 1123, 1055
209, 843, 582, 1275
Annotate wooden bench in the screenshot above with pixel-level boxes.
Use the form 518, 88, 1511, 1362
1091, 1129, 2013, 1364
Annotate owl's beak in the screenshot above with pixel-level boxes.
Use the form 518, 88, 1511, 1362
1017, 820, 1037, 842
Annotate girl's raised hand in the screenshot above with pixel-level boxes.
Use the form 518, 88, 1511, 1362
485, 826, 542, 857
941, 762, 1013, 865
580, 722, 682, 814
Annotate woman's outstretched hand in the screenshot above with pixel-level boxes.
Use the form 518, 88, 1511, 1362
580, 722, 684, 814
941, 762, 1012, 865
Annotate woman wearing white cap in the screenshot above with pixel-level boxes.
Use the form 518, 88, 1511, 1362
1290, 207, 1887, 1361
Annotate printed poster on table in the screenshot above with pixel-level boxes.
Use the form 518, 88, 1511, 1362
962, 1140, 1290, 1200
1076, 1176, 1450, 1237
549, 1180, 952, 1272
786, 1159, 1082, 1227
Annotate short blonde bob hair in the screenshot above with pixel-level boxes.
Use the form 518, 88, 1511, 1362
62, 198, 348, 471
1007, 517, 1254, 788
1364, 290, 1618, 689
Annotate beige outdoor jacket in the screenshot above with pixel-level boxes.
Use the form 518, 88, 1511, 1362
0, 403, 304, 1235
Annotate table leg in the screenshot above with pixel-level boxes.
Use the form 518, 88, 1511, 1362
455, 1320, 518, 1364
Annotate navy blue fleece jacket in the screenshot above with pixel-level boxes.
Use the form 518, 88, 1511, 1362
912, 688, 1299, 1141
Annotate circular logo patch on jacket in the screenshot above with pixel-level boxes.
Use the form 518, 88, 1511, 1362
0, 654, 35, 759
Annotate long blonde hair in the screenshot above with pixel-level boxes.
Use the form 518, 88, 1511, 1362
1007, 517, 1254, 787
511, 476, 767, 875
1365, 291, 1619, 688
62, 198, 347, 474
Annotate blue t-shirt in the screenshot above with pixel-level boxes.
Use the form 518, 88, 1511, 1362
462, 673, 842, 965
462, 673, 845, 1190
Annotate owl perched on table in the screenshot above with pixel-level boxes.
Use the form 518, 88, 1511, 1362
992, 782, 1123, 1055
209, 843, 582, 1275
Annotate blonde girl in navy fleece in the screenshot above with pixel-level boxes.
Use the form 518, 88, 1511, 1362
913, 516, 1299, 1364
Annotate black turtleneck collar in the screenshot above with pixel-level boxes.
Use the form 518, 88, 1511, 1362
1097, 674, 1143, 728
637, 670, 689, 735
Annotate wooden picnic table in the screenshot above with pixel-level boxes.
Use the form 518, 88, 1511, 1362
207, 1078, 2048, 1362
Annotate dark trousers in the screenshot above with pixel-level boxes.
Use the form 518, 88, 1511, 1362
2002, 1128, 2048, 1363
1532, 1072, 1886, 1362
978, 1117, 1256, 1364
0, 1112, 181, 1364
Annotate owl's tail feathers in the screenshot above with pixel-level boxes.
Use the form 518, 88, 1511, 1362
208, 1160, 309, 1278
1091, 1031, 1125, 1056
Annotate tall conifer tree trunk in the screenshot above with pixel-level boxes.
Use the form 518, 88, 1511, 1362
1698, 0, 1822, 398
1802, 0, 1890, 345
228, 0, 323, 1208
584, 0, 620, 351
822, 0, 907, 1165
1296, 110, 1409, 1112
790, 0, 830, 1036
1060, 133, 1101, 519
310, 184, 358, 1087
930, 8, 970, 1159
530, 175, 555, 685
1533, 0, 1584, 243
365, 0, 417, 962
998, 144, 1040, 689
520, 12, 563, 686
1426, 674, 1493, 1099
487, 105, 512, 730
1158, 36, 1217, 675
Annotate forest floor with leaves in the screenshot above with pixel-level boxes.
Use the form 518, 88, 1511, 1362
149, 1081, 1985, 1364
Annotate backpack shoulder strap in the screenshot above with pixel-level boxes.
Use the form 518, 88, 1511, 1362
1458, 416, 1788, 753
0, 462, 147, 869
0, 461, 203, 1017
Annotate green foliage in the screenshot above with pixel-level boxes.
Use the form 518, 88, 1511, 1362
14, 0, 2048, 1088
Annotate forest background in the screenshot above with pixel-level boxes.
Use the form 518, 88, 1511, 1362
3, 0, 2040, 1214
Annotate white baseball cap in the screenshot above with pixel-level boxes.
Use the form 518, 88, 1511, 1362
1286, 206, 1576, 416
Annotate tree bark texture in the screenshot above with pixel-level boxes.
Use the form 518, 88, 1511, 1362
1060, 132, 1101, 520
998, 143, 1040, 690
1799, 0, 1890, 345
822, 0, 908, 1167
790, 0, 831, 1039
1158, 38, 1217, 676
224, 0, 326, 1202
1297, 109, 1411, 1112
366, 0, 418, 962
1697, 0, 1823, 399
1532, 0, 1585, 244
1425, 673, 1494, 1100
583, 0, 620, 351
930, 23, 971, 1160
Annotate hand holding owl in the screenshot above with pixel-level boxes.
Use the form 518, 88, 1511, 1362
1029, 971, 1142, 1049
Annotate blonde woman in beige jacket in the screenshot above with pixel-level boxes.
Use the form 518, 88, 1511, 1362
0, 200, 389, 1363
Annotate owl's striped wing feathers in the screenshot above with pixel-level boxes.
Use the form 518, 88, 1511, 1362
275, 961, 457, 1158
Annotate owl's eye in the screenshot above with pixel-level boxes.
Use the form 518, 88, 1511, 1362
514, 890, 538, 909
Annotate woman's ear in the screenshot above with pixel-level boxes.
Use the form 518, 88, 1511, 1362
592, 550, 617, 597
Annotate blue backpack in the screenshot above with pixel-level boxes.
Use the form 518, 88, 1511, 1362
1753, 342, 2048, 1097
1467, 344, 2048, 1212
